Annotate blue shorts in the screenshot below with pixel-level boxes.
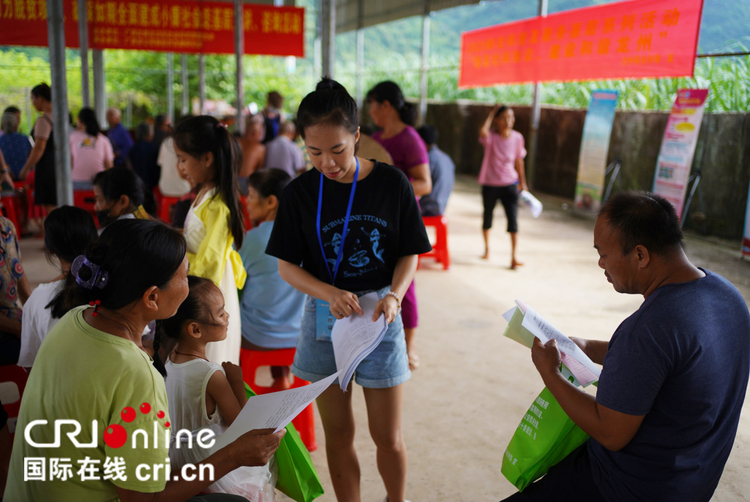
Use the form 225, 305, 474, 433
291, 286, 411, 389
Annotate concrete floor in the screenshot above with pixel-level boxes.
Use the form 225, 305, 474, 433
20, 177, 750, 502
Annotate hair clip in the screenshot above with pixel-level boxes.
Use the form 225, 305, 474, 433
71, 255, 110, 290
89, 300, 102, 316
216, 122, 228, 130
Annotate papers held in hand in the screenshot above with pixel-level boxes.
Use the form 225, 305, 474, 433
520, 190, 543, 218
502, 300, 601, 387
211, 372, 340, 454
331, 291, 388, 391
210, 292, 387, 454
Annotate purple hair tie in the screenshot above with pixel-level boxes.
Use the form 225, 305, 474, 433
71, 255, 109, 290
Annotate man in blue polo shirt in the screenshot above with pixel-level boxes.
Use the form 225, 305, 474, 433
504, 190, 750, 502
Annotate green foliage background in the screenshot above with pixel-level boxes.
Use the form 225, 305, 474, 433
1, 0, 748, 133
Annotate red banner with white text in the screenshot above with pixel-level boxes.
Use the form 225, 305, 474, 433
459, 0, 703, 87
0, 0, 304, 57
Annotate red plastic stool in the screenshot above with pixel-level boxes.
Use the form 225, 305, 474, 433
418, 215, 450, 270
159, 195, 181, 223
0, 193, 22, 235
0, 365, 29, 437
74, 189, 98, 222
20, 172, 48, 223
239, 348, 317, 452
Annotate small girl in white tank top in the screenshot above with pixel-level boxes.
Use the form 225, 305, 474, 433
158, 276, 276, 501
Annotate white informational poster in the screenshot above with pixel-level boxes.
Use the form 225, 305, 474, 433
652, 89, 709, 219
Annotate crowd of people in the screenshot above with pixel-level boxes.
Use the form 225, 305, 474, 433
0, 76, 748, 502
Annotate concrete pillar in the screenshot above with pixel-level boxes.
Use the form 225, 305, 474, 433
355, 0, 364, 110
526, 0, 548, 191
24, 88, 32, 135
125, 94, 132, 128
78, 0, 90, 107
46, 0, 73, 206
320, 0, 335, 78
235, 0, 244, 134
356, 29, 364, 110
93, 50, 106, 126
419, 1, 431, 125
181, 54, 189, 117
167, 53, 174, 124
199, 53, 206, 115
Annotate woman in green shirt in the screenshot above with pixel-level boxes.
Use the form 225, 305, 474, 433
5, 219, 283, 502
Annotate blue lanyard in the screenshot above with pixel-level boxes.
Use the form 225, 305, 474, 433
316, 158, 359, 285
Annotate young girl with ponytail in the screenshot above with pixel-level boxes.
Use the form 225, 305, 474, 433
158, 275, 277, 501
267, 78, 431, 502
173, 116, 247, 365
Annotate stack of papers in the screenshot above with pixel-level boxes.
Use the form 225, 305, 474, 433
331, 292, 388, 391
502, 300, 600, 387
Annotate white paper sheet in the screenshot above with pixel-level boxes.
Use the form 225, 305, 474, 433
520, 304, 601, 385
331, 292, 388, 390
210, 372, 340, 453
520, 190, 543, 218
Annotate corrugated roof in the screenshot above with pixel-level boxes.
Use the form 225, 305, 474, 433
335, 0, 481, 33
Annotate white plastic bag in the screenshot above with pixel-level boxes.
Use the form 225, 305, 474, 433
170, 426, 277, 502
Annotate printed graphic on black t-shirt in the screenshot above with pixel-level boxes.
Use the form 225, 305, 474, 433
267, 162, 432, 293
322, 213, 388, 280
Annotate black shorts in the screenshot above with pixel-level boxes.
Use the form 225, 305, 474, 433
482, 184, 518, 232
500, 444, 606, 502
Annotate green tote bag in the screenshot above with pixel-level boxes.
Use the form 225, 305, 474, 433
501, 386, 590, 491
245, 384, 324, 502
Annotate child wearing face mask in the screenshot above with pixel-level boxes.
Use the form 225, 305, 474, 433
92, 167, 155, 231
157, 275, 277, 501
173, 116, 247, 366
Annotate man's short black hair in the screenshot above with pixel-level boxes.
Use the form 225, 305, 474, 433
599, 190, 683, 256
3, 106, 20, 115
417, 124, 438, 146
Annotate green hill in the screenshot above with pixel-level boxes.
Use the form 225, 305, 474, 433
337, 0, 748, 65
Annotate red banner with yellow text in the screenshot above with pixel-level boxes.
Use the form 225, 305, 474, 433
459, 0, 703, 87
0, 0, 304, 57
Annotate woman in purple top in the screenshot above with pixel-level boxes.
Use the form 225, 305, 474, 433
367, 81, 431, 371
478, 104, 528, 269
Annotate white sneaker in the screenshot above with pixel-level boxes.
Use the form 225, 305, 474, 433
383, 497, 412, 502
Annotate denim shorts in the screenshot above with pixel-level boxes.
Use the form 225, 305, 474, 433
291, 286, 411, 389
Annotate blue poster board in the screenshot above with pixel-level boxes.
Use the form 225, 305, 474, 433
574, 90, 619, 212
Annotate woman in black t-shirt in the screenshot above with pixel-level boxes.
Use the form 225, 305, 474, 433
266, 79, 431, 502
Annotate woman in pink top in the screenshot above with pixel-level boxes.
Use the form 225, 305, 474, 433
478, 104, 527, 269
69, 107, 114, 190
368, 81, 432, 371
